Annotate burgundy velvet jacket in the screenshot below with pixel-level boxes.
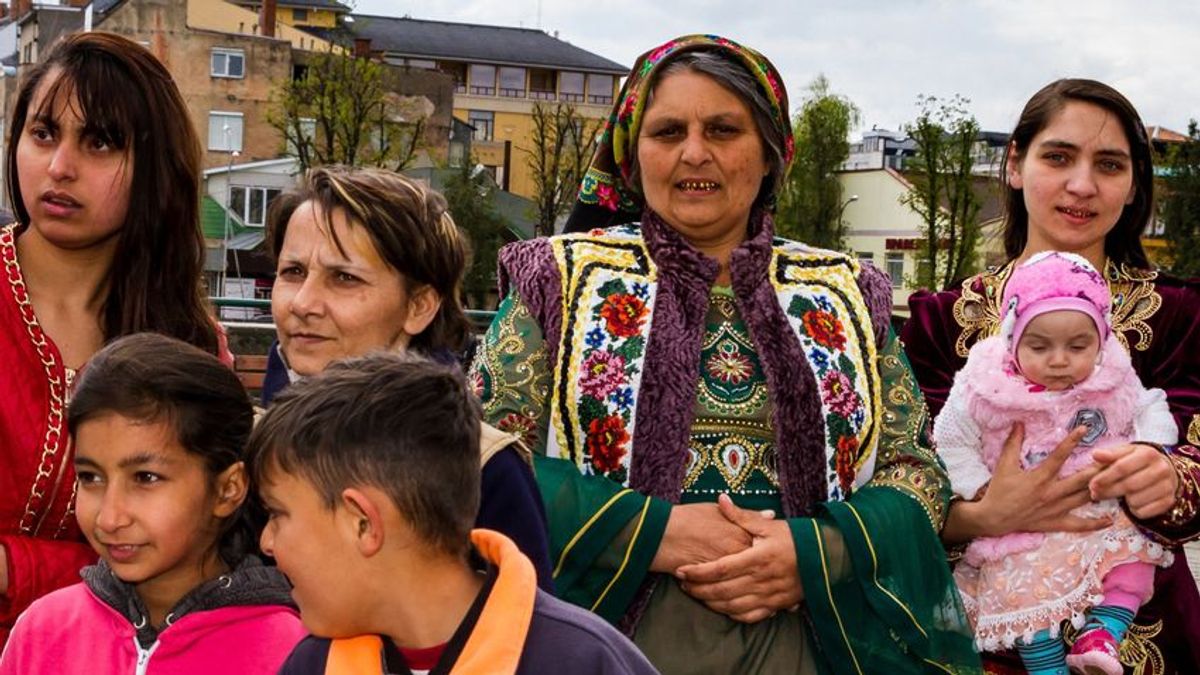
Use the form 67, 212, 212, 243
902, 262, 1200, 675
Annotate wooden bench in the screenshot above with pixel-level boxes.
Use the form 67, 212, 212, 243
234, 354, 269, 394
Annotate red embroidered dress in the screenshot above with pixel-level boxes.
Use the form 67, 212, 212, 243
0, 224, 96, 644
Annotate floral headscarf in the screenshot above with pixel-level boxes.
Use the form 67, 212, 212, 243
564, 34, 794, 233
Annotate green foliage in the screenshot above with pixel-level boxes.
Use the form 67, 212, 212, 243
444, 162, 510, 308
269, 51, 425, 170
526, 102, 602, 237
1161, 121, 1200, 277
776, 75, 860, 250
900, 95, 983, 290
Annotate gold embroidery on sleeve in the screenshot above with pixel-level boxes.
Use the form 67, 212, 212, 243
1106, 262, 1160, 353
867, 352, 947, 530
950, 264, 1011, 358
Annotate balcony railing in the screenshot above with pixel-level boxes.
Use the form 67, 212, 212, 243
457, 80, 613, 106
210, 297, 496, 332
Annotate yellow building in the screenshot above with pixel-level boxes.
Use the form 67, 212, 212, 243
839, 168, 1004, 314
348, 16, 626, 201
227, 0, 349, 30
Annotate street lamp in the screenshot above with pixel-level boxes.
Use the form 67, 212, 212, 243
221, 124, 240, 305
839, 194, 859, 219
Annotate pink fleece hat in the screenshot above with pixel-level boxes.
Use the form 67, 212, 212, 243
1000, 251, 1111, 354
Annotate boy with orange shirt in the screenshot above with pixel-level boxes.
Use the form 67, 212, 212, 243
249, 354, 657, 674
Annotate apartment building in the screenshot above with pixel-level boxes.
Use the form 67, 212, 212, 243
347, 15, 625, 199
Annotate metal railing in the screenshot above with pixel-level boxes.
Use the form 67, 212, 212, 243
209, 297, 497, 332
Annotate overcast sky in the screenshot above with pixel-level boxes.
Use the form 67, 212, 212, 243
350, 0, 1200, 138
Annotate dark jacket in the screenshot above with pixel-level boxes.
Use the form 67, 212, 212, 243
277, 532, 657, 675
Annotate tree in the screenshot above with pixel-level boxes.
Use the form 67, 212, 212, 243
775, 75, 860, 250
444, 161, 511, 309
1161, 120, 1200, 277
901, 95, 984, 290
526, 102, 601, 236
269, 51, 426, 171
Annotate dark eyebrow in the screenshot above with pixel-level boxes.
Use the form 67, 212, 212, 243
703, 112, 744, 124
74, 452, 174, 472
1037, 140, 1078, 152
116, 451, 173, 469
29, 113, 59, 131
1038, 139, 1130, 159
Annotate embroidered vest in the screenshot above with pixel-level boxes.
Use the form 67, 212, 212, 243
546, 226, 882, 500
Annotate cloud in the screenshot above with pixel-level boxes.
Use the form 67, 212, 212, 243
353, 0, 1200, 133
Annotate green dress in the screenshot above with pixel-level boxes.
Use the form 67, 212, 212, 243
630, 287, 813, 673
473, 286, 980, 674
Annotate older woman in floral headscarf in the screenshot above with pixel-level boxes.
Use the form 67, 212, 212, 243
471, 35, 978, 674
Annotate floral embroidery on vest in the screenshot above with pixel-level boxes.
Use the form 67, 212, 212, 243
551, 230, 881, 498
549, 226, 657, 484
772, 243, 881, 500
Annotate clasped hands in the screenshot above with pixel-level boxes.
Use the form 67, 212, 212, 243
944, 423, 1180, 543
650, 494, 801, 624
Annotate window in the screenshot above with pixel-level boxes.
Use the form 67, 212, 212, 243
292, 8, 308, 21
498, 67, 526, 98
211, 48, 245, 78
469, 64, 496, 96
404, 59, 436, 69
208, 112, 244, 152
467, 110, 494, 141
587, 74, 614, 104
228, 186, 283, 227
559, 71, 584, 102
885, 252, 904, 289
856, 251, 874, 265
529, 68, 555, 100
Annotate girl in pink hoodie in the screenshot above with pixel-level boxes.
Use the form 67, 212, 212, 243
0, 333, 306, 674
933, 251, 1176, 675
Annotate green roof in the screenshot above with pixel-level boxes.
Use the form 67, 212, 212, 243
201, 195, 253, 240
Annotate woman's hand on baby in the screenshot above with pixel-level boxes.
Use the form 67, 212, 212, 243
674, 494, 801, 623
957, 423, 1110, 539
1089, 443, 1179, 519
650, 501, 755, 573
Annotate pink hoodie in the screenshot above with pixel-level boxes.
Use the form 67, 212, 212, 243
0, 582, 305, 674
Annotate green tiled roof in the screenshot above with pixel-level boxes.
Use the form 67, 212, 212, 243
201, 195, 251, 240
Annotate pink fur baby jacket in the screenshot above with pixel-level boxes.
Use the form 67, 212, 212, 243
933, 334, 1176, 648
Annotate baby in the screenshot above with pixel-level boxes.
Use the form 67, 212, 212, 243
934, 251, 1175, 675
